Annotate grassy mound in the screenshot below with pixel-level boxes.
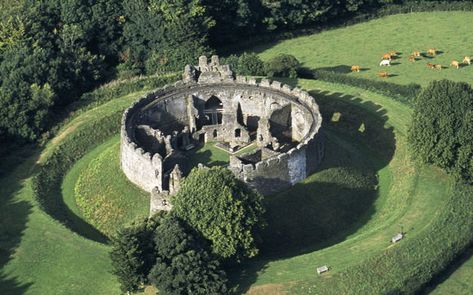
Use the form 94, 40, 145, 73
257, 12, 473, 86
71, 137, 149, 237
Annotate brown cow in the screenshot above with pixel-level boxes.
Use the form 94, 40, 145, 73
426, 62, 435, 69
463, 56, 471, 65
450, 60, 460, 69
413, 50, 421, 57
378, 71, 389, 78
351, 65, 361, 72
388, 50, 397, 57
427, 48, 437, 56
382, 53, 392, 60
408, 55, 416, 62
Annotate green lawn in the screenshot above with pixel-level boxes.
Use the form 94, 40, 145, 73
257, 12, 473, 86
65, 136, 149, 238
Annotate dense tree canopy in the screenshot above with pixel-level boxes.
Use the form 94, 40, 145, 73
409, 80, 473, 183
172, 166, 266, 261
148, 215, 227, 295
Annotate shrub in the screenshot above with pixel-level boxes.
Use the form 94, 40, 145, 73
222, 53, 265, 76
265, 54, 300, 78
172, 166, 266, 261
408, 80, 473, 183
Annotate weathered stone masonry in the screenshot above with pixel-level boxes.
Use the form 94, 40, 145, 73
120, 56, 324, 212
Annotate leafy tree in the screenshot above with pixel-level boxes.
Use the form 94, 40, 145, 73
408, 80, 473, 183
265, 53, 300, 78
122, 0, 214, 74
222, 52, 265, 76
172, 166, 265, 261
148, 215, 227, 295
110, 214, 165, 293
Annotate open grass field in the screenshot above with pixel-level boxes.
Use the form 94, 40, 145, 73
256, 12, 473, 86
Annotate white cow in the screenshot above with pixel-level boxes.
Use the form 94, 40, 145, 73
379, 59, 391, 66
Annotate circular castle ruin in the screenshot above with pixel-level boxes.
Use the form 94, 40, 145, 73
121, 56, 324, 213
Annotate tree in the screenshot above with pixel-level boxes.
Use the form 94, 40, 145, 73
172, 166, 265, 261
408, 80, 473, 183
110, 214, 164, 293
148, 215, 227, 295
265, 54, 300, 78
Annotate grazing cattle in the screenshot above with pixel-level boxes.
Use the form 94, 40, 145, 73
380, 59, 391, 66
427, 48, 437, 56
388, 50, 397, 57
435, 64, 442, 70
413, 51, 421, 57
378, 71, 389, 78
450, 60, 460, 69
351, 65, 361, 72
426, 62, 435, 69
408, 55, 416, 62
382, 53, 392, 60
463, 56, 471, 65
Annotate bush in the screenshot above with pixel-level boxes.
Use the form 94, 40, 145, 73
172, 166, 266, 261
408, 80, 473, 183
265, 54, 300, 78
302, 69, 421, 106
222, 53, 265, 76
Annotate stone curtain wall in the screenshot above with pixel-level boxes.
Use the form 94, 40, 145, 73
121, 76, 323, 195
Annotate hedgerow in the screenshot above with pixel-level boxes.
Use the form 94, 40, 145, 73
300, 69, 421, 106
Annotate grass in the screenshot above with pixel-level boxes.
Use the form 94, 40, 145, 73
429, 248, 473, 295
187, 142, 260, 169
256, 12, 473, 86
67, 136, 149, 237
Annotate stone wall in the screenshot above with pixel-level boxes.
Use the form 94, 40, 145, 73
121, 56, 323, 200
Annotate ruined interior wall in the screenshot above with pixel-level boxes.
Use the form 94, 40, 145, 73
121, 77, 324, 195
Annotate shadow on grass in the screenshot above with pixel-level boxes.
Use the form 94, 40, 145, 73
229, 87, 396, 293
0, 147, 36, 294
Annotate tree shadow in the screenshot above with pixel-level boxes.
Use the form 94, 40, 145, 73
0, 147, 36, 294
229, 88, 396, 293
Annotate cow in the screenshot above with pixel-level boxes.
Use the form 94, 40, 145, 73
351, 65, 361, 72
408, 55, 416, 62
426, 62, 435, 69
427, 48, 437, 56
378, 71, 389, 78
463, 56, 471, 65
388, 50, 397, 57
413, 51, 421, 57
435, 64, 442, 70
380, 59, 391, 66
382, 53, 392, 60
450, 60, 460, 69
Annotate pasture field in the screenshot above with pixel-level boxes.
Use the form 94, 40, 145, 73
257, 12, 473, 86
